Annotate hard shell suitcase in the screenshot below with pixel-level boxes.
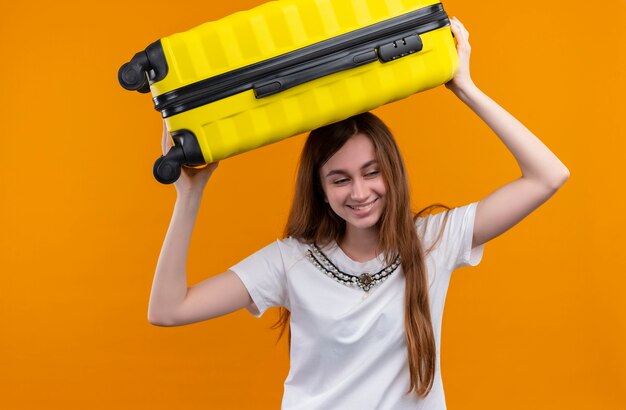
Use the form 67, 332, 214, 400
118, 0, 458, 184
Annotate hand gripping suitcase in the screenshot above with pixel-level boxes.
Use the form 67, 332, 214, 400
118, 0, 458, 184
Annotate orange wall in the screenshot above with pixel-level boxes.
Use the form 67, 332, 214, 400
1, 0, 624, 409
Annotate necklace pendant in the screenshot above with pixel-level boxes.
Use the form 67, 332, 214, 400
362, 292, 369, 300
359, 273, 373, 287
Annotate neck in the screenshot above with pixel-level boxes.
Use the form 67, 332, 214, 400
338, 225, 380, 262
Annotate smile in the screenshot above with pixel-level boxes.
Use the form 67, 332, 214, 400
347, 198, 378, 210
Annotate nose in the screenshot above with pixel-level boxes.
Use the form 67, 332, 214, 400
350, 178, 368, 201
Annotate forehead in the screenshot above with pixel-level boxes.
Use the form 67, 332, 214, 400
321, 133, 377, 173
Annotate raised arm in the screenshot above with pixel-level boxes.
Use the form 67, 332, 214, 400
147, 123, 253, 326
445, 17, 570, 249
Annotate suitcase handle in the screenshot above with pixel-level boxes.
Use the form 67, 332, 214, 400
253, 33, 423, 99
253, 49, 378, 98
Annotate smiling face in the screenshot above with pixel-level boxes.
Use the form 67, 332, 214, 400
319, 133, 387, 235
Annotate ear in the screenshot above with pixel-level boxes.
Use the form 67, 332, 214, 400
324, 196, 329, 203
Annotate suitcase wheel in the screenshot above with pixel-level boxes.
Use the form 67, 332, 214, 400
118, 51, 151, 93
119, 42, 167, 93
153, 146, 184, 184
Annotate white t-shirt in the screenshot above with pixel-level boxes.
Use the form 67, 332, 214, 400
230, 202, 485, 409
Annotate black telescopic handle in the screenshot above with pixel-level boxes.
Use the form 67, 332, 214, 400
253, 49, 378, 98
252, 33, 423, 99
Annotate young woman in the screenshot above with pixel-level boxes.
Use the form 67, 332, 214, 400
148, 17, 569, 409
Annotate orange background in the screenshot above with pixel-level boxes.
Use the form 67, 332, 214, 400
1, 0, 624, 409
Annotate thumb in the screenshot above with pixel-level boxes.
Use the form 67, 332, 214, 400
161, 120, 173, 156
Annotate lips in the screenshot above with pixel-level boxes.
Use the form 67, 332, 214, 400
347, 197, 378, 211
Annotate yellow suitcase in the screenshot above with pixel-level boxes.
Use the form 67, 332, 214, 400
118, 0, 458, 183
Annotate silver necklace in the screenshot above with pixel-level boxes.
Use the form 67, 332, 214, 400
306, 243, 401, 299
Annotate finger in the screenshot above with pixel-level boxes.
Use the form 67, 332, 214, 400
455, 18, 470, 41
449, 21, 462, 44
450, 20, 463, 34
451, 17, 469, 38
449, 20, 458, 34
161, 128, 167, 156
189, 161, 219, 172
450, 20, 469, 47
161, 121, 172, 156
207, 161, 219, 172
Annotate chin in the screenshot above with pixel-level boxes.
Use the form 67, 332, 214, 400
347, 214, 383, 231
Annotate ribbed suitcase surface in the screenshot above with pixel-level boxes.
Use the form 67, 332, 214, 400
119, 0, 458, 183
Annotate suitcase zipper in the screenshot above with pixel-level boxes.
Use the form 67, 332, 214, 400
155, 3, 450, 118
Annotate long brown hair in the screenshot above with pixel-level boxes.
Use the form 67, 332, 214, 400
272, 112, 450, 398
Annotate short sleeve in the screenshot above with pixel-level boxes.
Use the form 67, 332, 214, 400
229, 240, 288, 318
417, 202, 485, 270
